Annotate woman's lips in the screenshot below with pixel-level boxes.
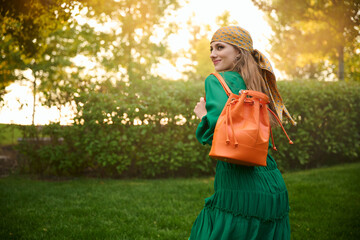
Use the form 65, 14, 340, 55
213, 60, 221, 65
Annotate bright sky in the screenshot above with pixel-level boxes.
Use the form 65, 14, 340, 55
157, 0, 274, 79
0, 0, 275, 125
175, 0, 272, 49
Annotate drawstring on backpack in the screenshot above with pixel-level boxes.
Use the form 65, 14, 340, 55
225, 98, 239, 147
224, 96, 293, 151
267, 108, 294, 151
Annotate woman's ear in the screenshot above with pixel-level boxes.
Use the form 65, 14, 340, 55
236, 48, 241, 58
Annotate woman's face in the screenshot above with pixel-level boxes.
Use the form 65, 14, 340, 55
210, 41, 240, 72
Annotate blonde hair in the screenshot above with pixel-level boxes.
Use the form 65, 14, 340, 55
232, 47, 279, 127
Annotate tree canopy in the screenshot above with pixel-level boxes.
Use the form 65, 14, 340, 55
0, 0, 79, 100
0, 0, 180, 124
251, 0, 360, 81
0, 0, 180, 92
82, 0, 180, 83
184, 11, 238, 82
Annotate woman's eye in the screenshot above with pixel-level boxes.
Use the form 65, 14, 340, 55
210, 45, 224, 52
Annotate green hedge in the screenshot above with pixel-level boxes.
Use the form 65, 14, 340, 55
16, 78, 360, 177
271, 79, 360, 171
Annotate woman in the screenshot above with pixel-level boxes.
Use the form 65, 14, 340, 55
190, 26, 296, 239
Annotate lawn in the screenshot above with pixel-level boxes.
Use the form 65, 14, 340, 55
1, 163, 359, 240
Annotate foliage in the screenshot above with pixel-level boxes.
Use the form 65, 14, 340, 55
1, 163, 360, 239
1, 0, 181, 125
183, 11, 238, 82
345, 36, 360, 81
82, 0, 181, 83
0, 124, 23, 146
0, 0, 79, 99
0, 0, 76, 58
1, 20, 102, 124
15, 78, 360, 177
272, 79, 360, 171
0, 1, 93, 123
16, 77, 213, 177
251, 0, 360, 81
182, 23, 213, 82
215, 10, 239, 27
35, 22, 106, 110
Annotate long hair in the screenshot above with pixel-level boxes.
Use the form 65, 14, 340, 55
232, 47, 279, 127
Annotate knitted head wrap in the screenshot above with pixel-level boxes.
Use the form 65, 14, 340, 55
211, 26, 296, 125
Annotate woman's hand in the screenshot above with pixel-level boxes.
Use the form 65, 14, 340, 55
194, 97, 207, 119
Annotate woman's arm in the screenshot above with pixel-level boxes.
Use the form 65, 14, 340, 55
195, 74, 229, 145
195, 72, 246, 145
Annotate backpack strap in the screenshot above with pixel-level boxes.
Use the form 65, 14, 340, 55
211, 72, 232, 97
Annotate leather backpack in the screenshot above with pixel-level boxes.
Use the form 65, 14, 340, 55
209, 72, 293, 166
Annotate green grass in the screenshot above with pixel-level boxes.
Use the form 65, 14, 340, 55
285, 163, 360, 239
1, 163, 359, 240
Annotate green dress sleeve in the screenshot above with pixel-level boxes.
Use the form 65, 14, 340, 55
196, 72, 246, 146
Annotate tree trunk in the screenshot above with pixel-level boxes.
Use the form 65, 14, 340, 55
338, 45, 344, 81
32, 70, 36, 126
32, 79, 36, 125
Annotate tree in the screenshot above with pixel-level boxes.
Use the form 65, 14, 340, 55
182, 22, 213, 81
215, 10, 238, 28
83, 0, 180, 84
0, 0, 79, 100
35, 22, 104, 117
0, 0, 76, 57
251, 0, 360, 81
184, 11, 238, 81
0, 20, 99, 124
1, 0, 181, 124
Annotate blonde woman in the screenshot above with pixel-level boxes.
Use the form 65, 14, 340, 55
191, 26, 296, 239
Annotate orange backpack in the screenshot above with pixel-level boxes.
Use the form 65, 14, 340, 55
209, 72, 293, 166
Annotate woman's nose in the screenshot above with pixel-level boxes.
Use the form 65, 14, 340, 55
210, 50, 216, 59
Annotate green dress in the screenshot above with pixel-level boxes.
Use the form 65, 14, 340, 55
189, 71, 290, 240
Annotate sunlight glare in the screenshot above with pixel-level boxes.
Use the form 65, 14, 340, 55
0, 0, 280, 125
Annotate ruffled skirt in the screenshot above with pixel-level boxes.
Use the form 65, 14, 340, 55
189, 154, 290, 240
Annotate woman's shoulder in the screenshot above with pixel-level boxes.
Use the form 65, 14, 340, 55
204, 73, 221, 89
205, 71, 243, 81
205, 71, 245, 89
204, 73, 218, 82
220, 71, 243, 81
203, 72, 246, 101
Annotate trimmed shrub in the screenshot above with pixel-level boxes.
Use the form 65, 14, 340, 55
16, 78, 360, 177
271, 79, 360, 171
